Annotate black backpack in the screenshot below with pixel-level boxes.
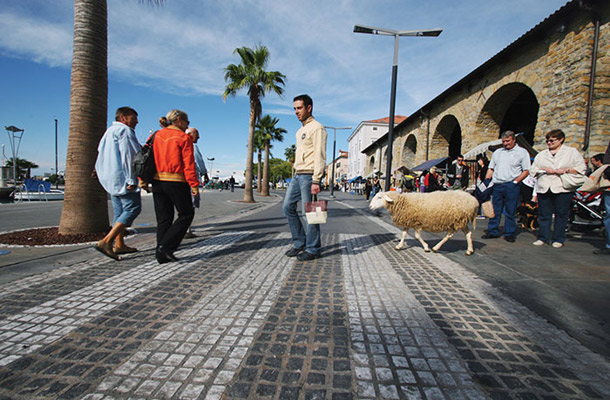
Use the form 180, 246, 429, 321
133, 132, 156, 183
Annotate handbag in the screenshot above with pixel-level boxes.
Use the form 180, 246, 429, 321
305, 194, 328, 224
559, 171, 587, 191
133, 132, 156, 183
481, 200, 495, 218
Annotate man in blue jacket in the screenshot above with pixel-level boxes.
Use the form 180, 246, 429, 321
94, 107, 142, 260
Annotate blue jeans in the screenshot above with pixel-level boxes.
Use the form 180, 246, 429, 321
111, 191, 141, 226
537, 191, 573, 244
488, 181, 521, 237
283, 174, 321, 255
603, 192, 610, 249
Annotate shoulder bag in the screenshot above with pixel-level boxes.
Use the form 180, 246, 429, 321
559, 171, 586, 192
133, 132, 157, 183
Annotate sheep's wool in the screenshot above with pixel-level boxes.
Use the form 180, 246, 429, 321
384, 190, 478, 233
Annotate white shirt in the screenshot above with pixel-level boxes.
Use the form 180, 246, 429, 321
489, 145, 531, 184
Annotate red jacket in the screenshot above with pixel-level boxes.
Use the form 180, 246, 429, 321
151, 127, 199, 188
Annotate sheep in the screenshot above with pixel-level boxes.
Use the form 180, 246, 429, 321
369, 190, 479, 255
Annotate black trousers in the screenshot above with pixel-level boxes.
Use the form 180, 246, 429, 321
152, 180, 194, 253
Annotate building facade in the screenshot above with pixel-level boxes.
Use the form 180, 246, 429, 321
347, 116, 406, 180
362, 0, 609, 186
325, 150, 348, 189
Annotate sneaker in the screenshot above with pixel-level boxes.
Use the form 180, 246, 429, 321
297, 251, 319, 261
504, 236, 515, 243
532, 240, 545, 246
481, 233, 500, 239
285, 247, 305, 257
593, 248, 610, 255
552, 242, 563, 248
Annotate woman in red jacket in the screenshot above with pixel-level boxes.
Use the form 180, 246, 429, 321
152, 109, 200, 264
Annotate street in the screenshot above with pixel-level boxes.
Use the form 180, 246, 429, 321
0, 189, 608, 399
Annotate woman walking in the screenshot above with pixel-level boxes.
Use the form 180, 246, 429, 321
151, 109, 200, 263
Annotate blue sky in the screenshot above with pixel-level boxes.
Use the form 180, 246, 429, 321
0, 0, 568, 178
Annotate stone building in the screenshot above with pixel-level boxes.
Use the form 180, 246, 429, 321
362, 0, 609, 184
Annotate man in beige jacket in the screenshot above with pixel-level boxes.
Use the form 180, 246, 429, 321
283, 94, 327, 261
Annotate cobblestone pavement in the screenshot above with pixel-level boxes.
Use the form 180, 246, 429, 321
0, 229, 609, 399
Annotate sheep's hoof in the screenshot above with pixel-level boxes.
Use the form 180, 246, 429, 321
431, 248, 439, 253
424, 248, 431, 252
394, 246, 403, 251
466, 250, 474, 256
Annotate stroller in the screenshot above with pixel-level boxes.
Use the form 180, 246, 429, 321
569, 190, 604, 231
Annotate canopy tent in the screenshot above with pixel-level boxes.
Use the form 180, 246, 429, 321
364, 170, 383, 179
412, 157, 450, 172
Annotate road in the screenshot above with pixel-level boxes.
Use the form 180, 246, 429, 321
0, 188, 608, 399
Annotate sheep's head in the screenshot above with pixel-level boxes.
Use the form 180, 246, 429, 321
369, 191, 396, 210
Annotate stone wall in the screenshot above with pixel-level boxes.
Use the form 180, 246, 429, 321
364, 1, 609, 178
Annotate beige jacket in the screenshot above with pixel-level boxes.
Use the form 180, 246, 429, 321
294, 116, 327, 184
530, 145, 586, 194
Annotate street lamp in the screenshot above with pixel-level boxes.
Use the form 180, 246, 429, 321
207, 157, 215, 176
54, 119, 58, 189
324, 126, 352, 198
4, 125, 25, 186
354, 24, 442, 191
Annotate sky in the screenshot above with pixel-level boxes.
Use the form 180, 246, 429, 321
0, 0, 568, 179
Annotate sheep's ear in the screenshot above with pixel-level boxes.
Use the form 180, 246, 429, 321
383, 194, 393, 203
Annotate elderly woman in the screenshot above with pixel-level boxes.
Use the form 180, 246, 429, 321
151, 109, 200, 263
530, 129, 586, 248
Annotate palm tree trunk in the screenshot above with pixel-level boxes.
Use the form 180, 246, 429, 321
257, 150, 262, 193
243, 104, 256, 203
261, 140, 270, 196
59, 0, 110, 234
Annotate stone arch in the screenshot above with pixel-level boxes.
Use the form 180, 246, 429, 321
431, 115, 462, 159
368, 156, 375, 173
477, 82, 539, 145
401, 135, 417, 168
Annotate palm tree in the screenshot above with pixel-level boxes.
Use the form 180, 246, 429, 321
255, 115, 286, 196
59, 0, 162, 235
223, 45, 285, 203
5, 158, 39, 179
285, 144, 296, 164
253, 128, 265, 192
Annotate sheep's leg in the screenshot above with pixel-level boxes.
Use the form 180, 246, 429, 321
432, 231, 454, 252
395, 229, 408, 250
462, 226, 474, 255
414, 229, 431, 252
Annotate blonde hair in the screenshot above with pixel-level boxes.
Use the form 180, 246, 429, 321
159, 109, 188, 128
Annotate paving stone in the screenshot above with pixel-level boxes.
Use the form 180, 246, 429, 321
376, 234, 607, 399
1, 229, 609, 399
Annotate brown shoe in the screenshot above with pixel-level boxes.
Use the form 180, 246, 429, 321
94, 240, 120, 260
114, 246, 138, 255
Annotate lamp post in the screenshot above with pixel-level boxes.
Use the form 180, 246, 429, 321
207, 157, 215, 176
54, 119, 59, 189
324, 126, 352, 198
4, 125, 25, 186
354, 25, 442, 191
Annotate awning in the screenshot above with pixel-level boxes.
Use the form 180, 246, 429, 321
462, 140, 501, 159
462, 133, 538, 160
348, 176, 362, 183
412, 157, 449, 171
